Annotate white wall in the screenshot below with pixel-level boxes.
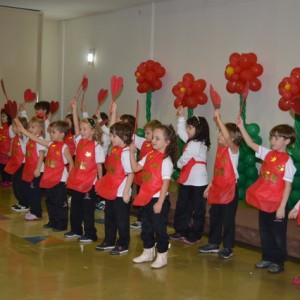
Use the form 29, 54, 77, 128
54, 0, 299, 176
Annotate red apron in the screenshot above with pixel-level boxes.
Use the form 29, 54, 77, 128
246, 151, 289, 213
133, 150, 164, 206
208, 146, 236, 204
0, 123, 11, 164
22, 139, 39, 182
65, 131, 76, 157
67, 139, 97, 193
95, 146, 126, 200
40, 142, 65, 188
4, 136, 24, 175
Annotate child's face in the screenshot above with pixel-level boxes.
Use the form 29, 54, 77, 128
110, 133, 125, 147
186, 124, 196, 140
28, 122, 42, 136
1, 113, 8, 124
65, 117, 72, 128
144, 128, 153, 141
270, 134, 290, 152
151, 128, 169, 152
50, 127, 65, 142
80, 122, 95, 140
35, 108, 47, 116
12, 122, 19, 135
217, 130, 228, 146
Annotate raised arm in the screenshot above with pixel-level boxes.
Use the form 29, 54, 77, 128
71, 98, 80, 136
236, 114, 259, 153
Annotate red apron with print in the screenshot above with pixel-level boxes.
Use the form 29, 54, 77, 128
95, 146, 126, 200
246, 151, 289, 213
22, 139, 39, 182
208, 146, 236, 204
133, 150, 164, 206
67, 139, 97, 193
40, 142, 65, 188
0, 123, 11, 164
4, 136, 25, 174
65, 131, 76, 157
297, 210, 300, 226
133, 141, 153, 186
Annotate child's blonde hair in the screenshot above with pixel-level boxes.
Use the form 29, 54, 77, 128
29, 116, 45, 138
81, 118, 103, 145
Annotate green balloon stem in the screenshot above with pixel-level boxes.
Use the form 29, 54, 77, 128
295, 114, 300, 149
239, 94, 246, 124
187, 108, 193, 118
146, 91, 152, 122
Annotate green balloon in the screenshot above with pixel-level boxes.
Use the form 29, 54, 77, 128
245, 166, 258, 179
172, 170, 180, 181
136, 128, 145, 137
292, 176, 300, 189
288, 147, 300, 162
245, 123, 260, 137
288, 189, 300, 209
238, 163, 245, 173
238, 173, 246, 186
252, 135, 262, 145
245, 179, 255, 189
238, 186, 246, 200
244, 154, 256, 166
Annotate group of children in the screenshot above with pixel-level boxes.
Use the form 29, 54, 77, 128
0, 97, 299, 272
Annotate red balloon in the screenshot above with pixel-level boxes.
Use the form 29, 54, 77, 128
251, 64, 263, 77
290, 84, 299, 95
146, 60, 155, 70
240, 70, 254, 83
196, 93, 208, 105
289, 74, 299, 84
234, 65, 242, 74
290, 98, 300, 114
229, 53, 241, 65
231, 74, 240, 81
249, 78, 261, 92
186, 87, 193, 96
137, 84, 143, 93
174, 98, 182, 109
248, 53, 258, 65
282, 90, 293, 101
136, 75, 144, 84
183, 73, 195, 82
291, 68, 300, 78
137, 64, 146, 74
145, 71, 156, 83
183, 80, 192, 89
140, 82, 151, 93
185, 95, 197, 109
235, 81, 245, 94
152, 79, 162, 91
278, 97, 291, 111
239, 54, 252, 68
172, 85, 181, 97
155, 67, 166, 78
191, 79, 206, 94
226, 81, 236, 94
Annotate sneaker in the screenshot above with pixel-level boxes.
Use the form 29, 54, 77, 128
95, 201, 106, 211
64, 231, 81, 239
198, 243, 219, 253
130, 221, 142, 229
25, 212, 41, 221
14, 205, 29, 212
267, 263, 284, 274
110, 245, 128, 255
78, 235, 97, 243
255, 260, 271, 269
292, 277, 300, 285
43, 222, 54, 229
182, 237, 201, 244
169, 232, 185, 240
95, 242, 115, 251
218, 248, 233, 259
11, 204, 19, 210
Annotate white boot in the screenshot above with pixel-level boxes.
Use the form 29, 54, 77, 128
151, 251, 168, 269
133, 247, 155, 263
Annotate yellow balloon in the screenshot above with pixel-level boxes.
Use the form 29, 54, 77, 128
226, 66, 234, 75
136, 71, 141, 77
180, 87, 186, 92
284, 83, 291, 91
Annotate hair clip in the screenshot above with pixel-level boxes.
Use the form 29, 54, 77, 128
87, 118, 96, 129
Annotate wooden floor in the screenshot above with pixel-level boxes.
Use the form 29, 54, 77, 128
0, 186, 300, 300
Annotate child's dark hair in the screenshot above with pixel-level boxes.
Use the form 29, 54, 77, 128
270, 124, 296, 146
120, 114, 136, 129
156, 124, 178, 165
14, 117, 28, 129
34, 101, 50, 115
225, 123, 243, 146
143, 119, 162, 131
50, 121, 69, 136
1, 109, 12, 125
65, 114, 75, 134
186, 116, 210, 147
110, 122, 133, 145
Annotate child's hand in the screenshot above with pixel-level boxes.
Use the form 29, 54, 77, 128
214, 109, 220, 119
153, 201, 163, 214
129, 142, 137, 153
81, 97, 87, 112
19, 102, 25, 111
34, 169, 41, 177
276, 205, 285, 219
122, 192, 130, 203
236, 114, 243, 129
288, 208, 298, 219
176, 106, 184, 117
95, 108, 101, 121
203, 185, 210, 198
71, 98, 77, 109
111, 101, 117, 114
14, 118, 24, 133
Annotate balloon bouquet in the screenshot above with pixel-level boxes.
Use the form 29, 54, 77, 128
224, 52, 264, 200
278, 68, 300, 209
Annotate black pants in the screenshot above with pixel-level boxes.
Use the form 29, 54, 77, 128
23, 175, 42, 217
208, 185, 238, 249
132, 184, 141, 222
259, 209, 288, 265
141, 195, 170, 253
174, 185, 207, 239
70, 188, 97, 239
104, 197, 131, 248
45, 182, 68, 230
12, 164, 28, 207
0, 163, 11, 182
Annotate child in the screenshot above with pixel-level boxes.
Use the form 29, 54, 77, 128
237, 117, 296, 274
130, 124, 177, 269
5, 117, 29, 211
170, 106, 210, 244
22, 116, 47, 220
64, 114, 76, 157
131, 119, 162, 229
288, 199, 300, 225
16, 119, 74, 231
0, 109, 13, 186
198, 109, 242, 259
95, 122, 134, 255
65, 99, 105, 242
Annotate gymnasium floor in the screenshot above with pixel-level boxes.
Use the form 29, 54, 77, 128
0, 186, 299, 300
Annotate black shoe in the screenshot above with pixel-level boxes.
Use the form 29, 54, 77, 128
110, 245, 128, 255
78, 235, 97, 243
255, 260, 272, 269
95, 242, 115, 251
169, 232, 184, 240
182, 237, 201, 244
268, 263, 284, 274
198, 243, 219, 253
52, 227, 67, 232
43, 223, 54, 229
64, 231, 81, 238
218, 248, 233, 259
